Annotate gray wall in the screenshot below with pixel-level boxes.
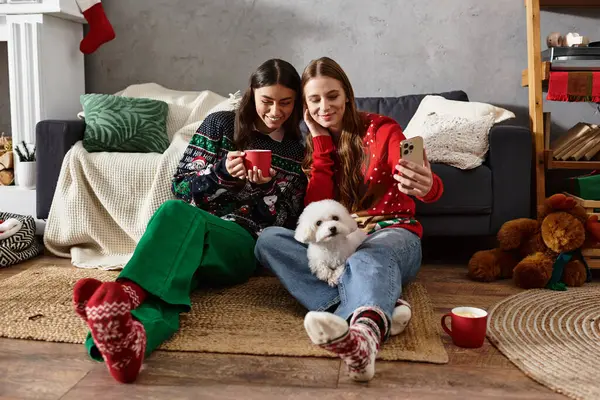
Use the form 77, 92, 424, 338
0, 42, 10, 137
86, 0, 600, 137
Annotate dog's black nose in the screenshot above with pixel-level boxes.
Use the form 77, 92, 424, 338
329, 226, 337, 234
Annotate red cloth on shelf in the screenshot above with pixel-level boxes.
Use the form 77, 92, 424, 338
547, 71, 600, 102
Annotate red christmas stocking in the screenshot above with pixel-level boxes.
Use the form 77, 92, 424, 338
76, 0, 115, 54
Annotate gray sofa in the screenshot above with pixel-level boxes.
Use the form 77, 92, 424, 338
35, 90, 532, 237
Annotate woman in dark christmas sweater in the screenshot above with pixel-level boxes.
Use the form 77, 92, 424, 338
255, 57, 443, 382
72, 59, 307, 383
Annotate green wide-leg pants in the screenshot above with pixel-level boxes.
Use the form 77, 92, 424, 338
85, 200, 257, 360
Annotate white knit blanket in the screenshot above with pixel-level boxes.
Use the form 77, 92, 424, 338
44, 83, 240, 270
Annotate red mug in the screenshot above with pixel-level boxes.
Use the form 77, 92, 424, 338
243, 150, 272, 174
441, 306, 488, 348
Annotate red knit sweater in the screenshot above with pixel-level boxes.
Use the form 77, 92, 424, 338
304, 112, 443, 238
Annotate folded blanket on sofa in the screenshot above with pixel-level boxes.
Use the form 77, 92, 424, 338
43, 83, 240, 270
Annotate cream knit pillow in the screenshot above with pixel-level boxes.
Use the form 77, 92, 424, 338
403, 95, 515, 170
421, 113, 496, 169
404, 95, 515, 138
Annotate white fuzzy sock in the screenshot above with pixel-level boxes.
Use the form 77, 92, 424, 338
390, 299, 412, 335
75, 0, 100, 12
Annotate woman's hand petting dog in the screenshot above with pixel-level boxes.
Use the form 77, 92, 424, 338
225, 151, 247, 179
393, 149, 433, 198
247, 166, 276, 185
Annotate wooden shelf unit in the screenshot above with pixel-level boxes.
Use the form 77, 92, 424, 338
521, 62, 550, 87
527, 0, 600, 7
583, 249, 600, 269
545, 150, 600, 169
524, 0, 600, 215
539, 0, 600, 7
566, 193, 600, 269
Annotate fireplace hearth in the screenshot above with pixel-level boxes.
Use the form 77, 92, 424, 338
0, 0, 85, 219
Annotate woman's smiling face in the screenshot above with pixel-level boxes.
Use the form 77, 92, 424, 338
254, 84, 296, 132
303, 76, 347, 133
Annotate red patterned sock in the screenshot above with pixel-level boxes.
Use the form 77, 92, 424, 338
118, 279, 147, 309
73, 278, 103, 320
85, 282, 146, 383
73, 278, 146, 321
351, 307, 389, 342
304, 308, 386, 382
80, 3, 115, 54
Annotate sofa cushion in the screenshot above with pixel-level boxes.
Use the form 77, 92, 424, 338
415, 164, 492, 216
354, 90, 469, 129
403, 95, 515, 170
81, 93, 170, 154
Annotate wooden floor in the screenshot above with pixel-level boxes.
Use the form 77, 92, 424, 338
0, 254, 571, 400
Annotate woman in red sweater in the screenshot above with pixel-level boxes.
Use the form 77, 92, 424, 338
254, 57, 443, 382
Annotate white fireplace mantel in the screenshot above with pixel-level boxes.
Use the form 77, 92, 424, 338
0, 0, 84, 22
0, 0, 85, 219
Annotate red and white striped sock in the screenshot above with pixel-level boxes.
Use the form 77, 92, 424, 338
84, 282, 147, 383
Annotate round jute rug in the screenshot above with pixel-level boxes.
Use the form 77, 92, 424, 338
486, 286, 600, 400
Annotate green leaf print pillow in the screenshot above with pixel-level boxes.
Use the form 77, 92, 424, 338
81, 94, 169, 153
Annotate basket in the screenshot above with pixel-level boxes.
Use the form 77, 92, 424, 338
0, 212, 42, 267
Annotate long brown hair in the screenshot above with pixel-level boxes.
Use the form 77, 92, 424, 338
301, 57, 366, 212
234, 59, 303, 150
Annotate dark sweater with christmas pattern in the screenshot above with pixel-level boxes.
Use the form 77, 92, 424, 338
171, 111, 307, 238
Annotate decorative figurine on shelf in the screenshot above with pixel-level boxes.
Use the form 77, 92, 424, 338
547, 32, 590, 48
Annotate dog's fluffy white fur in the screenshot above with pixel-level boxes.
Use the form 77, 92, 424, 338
295, 199, 367, 287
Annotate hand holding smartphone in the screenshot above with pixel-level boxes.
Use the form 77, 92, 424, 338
399, 136, 424, 165
395, 135, 433, 197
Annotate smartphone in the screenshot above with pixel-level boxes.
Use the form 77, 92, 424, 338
400, 136, 424, 165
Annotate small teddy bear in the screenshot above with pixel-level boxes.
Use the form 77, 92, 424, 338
468, 194, 600, 289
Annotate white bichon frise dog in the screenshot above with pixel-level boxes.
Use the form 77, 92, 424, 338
294, 199, 367, 287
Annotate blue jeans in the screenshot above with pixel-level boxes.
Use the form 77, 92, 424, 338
254, 227, 422, 323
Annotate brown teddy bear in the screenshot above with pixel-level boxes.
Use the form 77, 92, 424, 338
468, 194, 600, 289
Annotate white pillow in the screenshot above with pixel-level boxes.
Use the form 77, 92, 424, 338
403, 95, 515, 170
205, 90, 243, 115
422, 113, 496, 169
404, 95, 515, 140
